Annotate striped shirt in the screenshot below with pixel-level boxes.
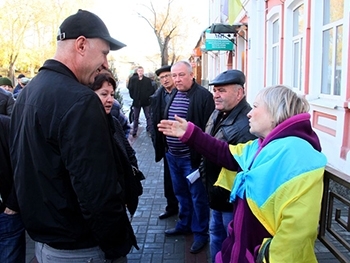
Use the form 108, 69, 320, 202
166, 91, 190, 157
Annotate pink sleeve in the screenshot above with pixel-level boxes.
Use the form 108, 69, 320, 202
179, 122, 195, 143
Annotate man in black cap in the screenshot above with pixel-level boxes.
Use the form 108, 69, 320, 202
150, 65, 179, 219
201, 69, 256, 262
10, 10, 136, 263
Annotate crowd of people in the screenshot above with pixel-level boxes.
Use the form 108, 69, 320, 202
0, 8, 327, 263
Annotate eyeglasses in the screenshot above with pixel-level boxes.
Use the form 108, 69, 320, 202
159, 74, 172, 80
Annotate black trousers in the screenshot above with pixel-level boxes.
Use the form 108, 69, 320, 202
163, 157, 178, 212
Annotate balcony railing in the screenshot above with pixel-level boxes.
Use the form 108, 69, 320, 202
318, 166, 350, 262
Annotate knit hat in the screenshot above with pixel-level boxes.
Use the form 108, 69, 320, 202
0, 77, 13, 87
57, 9, 126, 51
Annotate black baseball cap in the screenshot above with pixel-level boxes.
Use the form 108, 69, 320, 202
209, 69, 245, 87
57, 9, 126, 51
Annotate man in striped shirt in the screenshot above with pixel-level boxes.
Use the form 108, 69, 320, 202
163, 61, 215, 254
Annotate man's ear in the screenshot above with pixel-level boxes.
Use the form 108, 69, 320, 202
75, 36, 87, 55
236, 86, 244, 100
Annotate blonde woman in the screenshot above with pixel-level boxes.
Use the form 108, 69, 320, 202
158, 85, 327, 263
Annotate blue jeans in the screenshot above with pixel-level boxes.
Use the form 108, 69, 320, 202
0, 212, 25, 263
209, 209, 232, 263
35, 242, 127, 263
166, 152, 209, 242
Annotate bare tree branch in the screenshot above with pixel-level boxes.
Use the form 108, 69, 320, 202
136, 0, 182, 66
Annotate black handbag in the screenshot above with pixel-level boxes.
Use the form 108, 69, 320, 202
132, 165, 145, 181
131, 166, 145, 197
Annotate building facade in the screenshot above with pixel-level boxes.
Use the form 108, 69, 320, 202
195, 0, 350, 175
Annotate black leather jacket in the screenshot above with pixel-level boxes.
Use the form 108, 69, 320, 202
199, 98, 257, 211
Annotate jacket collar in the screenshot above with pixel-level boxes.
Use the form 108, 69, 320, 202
39, 59, 79, 82
213, 97, 250, 125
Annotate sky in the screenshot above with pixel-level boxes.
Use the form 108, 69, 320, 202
89, 0, 209, 76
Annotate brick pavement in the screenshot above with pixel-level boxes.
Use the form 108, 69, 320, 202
25, 119, 339, 263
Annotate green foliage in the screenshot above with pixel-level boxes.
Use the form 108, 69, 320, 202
108, 60, 124, 110
0, 0, 93, 81
114, 87, 124, 110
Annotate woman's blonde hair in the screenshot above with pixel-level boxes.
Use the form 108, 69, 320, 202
257, 85, 310, 126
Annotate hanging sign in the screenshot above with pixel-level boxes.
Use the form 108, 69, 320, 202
204, 29, 234, 51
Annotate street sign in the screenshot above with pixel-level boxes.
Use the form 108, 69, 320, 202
204, 29, 234, 51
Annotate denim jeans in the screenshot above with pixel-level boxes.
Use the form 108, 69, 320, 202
0, 212, 25, 263
35, 242, 127, 263
166, 152, 209, 242
209, 209, 232, 263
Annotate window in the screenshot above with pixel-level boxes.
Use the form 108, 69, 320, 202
266, 5, 281, 86
292, 4, 304, 90
321, 0, 343, 96
271, 19, 280, 85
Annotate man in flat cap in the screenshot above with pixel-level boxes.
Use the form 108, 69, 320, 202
202, 69, 256, 262
150, 65, 179, 220
10, 9, 136, 263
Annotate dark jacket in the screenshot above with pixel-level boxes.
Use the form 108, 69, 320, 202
111, 115, 137, 168
110, 100, 131, 138
150, 86, 176, 162
13, 83, 22, 96
10, 59, 137, 259
128, 74, 155, 107
200, 98, 257, 211
164, 81, 215, 168
0, 88, 15, 116
110, 115, 143, 215
0, 114, 17, 213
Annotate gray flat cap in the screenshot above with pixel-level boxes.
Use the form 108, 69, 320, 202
209, 69, 245, 87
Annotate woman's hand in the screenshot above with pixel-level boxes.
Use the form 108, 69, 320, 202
158, 115, 188, 138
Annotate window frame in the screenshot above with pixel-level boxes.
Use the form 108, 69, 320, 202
266, 5, 281, 86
